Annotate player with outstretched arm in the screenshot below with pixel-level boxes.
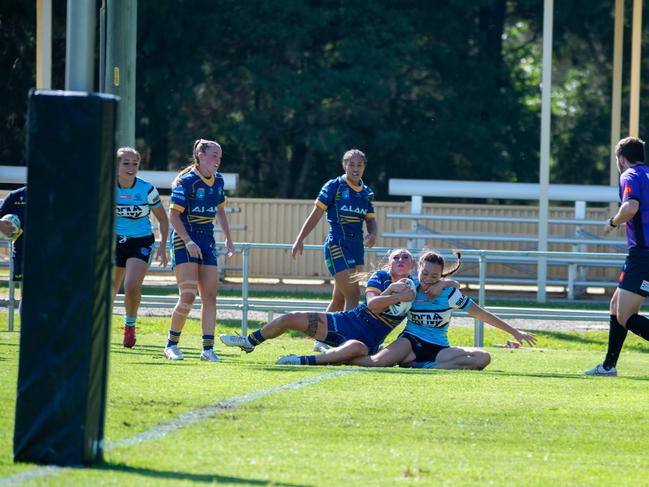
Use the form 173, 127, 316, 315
351, 251, 537, 370
220, 248, 416, 365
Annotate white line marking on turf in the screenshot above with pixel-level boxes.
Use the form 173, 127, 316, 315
107, 369, 354, 450
0, 369, 356, 485
0, 466, 71, 486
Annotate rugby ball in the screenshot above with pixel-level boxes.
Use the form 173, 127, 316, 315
388, 278, 417, 315
0, 214, 20, 241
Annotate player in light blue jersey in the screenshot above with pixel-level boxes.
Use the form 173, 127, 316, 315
220, 248, 415, 365
164, 138, 235, 362
353, 251, 536, 370
292, 149, 378, 313
114, 148, 169, 348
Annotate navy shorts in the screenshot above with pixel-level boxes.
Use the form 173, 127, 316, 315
400, 332, 449, 362
324, 235, 364, 276
322, 308, 390, 354
618, 248, 649, 297
11, 239, 23, 282
116, 234, 155, 268
171, 229, 218, 267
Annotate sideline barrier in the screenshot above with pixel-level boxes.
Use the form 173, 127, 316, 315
5, 242, 625, 346
387, 179, 621, 302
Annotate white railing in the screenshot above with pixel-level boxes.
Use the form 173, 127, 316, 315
4, 242, 625, 346
387, 179, 620, 303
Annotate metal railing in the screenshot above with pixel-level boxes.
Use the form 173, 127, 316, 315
383, 209, 626, 301
4, 243, 625, 346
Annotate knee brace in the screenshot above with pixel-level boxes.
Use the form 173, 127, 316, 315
177, 279, 198, 298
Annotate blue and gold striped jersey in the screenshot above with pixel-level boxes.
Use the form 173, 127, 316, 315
0, 186, 26, 243
170, 169, 226, 233
315, 175, 375, 241
116, 177, 162, 238
363, 269, 410, 328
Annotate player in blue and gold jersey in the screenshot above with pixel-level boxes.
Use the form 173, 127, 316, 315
0, 186, 26, 282
292, 149, 378, 313
164, 138, 235, 362
220, 248, 416, 365
351, 251, 536, 370
114, 147, 169, 348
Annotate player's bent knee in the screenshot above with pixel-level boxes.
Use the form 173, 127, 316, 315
373, 354, 395, 367
281, 312, 303, 324
616, 311, 632, 327
345, 340, 368, 357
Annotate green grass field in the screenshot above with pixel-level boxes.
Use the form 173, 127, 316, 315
1, 311, 648, 486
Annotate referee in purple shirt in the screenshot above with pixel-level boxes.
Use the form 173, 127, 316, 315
587, 136, 649, 376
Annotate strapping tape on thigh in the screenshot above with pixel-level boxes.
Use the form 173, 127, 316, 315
178, 279, 198, 295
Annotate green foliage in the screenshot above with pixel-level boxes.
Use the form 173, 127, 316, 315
5, 1, 649, 197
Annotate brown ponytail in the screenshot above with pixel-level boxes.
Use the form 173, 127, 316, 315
173, 138, 219, 186
418, 250, 461, 277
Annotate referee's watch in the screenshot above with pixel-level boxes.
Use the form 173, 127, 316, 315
608, 217, 618, 228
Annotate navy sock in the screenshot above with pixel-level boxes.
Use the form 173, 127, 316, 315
202, 334, 214, 351
167, 330, 181, 348
247, 329, 266, 345
603, 315, 627, 370
626, 314, 649, 341
299, 356, 317, 365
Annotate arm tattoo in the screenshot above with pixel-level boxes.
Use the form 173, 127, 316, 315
305, 313, 320, 338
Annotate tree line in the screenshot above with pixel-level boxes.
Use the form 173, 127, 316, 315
2, 0, 648, 199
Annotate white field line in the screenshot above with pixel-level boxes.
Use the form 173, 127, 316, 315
0, 369, 356, 485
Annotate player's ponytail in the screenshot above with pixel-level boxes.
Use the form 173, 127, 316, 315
173, 138, 219, 186
419, 250, 461, 277
442, 250, 462, 277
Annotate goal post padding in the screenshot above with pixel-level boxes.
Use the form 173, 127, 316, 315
13, 90, 118, 465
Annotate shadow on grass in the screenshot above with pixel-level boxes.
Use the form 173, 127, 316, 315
533, 330, 607, 346
533, 330, 649, 354
95, 462, 310, 486
345, 364, 649, 382
483, 369, 649, 381
228, 361, 649, 383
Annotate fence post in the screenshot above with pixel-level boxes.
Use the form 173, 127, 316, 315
407, 196, 423, 250
241, 244, 250, 335
474, 254, 486, 347
8, 242, 15, 332
573, 201, 587, 298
